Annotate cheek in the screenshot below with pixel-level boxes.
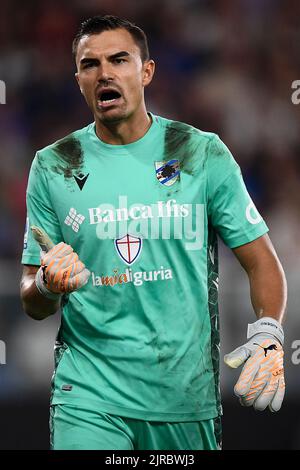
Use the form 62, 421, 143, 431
78, 75, 95, 96
126, 72, 144, 99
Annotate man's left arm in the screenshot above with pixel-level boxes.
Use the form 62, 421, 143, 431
224, 233, 287, 411
205, 134, 287, 411
233, 233, 287, 323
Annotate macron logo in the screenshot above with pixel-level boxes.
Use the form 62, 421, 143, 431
64, 208, 85, 233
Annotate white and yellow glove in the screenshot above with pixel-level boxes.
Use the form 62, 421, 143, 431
224, 317, 285, 412
31, 226, 90, 299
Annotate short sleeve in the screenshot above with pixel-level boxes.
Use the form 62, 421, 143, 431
207, 135, 269, 248
21, 152, 63, 265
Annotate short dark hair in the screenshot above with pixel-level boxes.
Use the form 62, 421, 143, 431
72, 15, 150, 62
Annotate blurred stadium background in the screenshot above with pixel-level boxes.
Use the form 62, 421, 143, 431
0, 0, 300, 450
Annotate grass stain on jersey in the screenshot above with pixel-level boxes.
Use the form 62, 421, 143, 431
164, 121, 203, 176
51, 135, 84, 179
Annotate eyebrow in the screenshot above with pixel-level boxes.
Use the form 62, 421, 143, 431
109, 51, 130, 60
80, 58, 99, 66
80, 51, 130, 66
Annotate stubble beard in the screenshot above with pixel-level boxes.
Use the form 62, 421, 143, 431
95, 101, 130, 125
98, 109, 127, 124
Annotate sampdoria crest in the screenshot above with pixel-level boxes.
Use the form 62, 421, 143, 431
155, 159, 180, 186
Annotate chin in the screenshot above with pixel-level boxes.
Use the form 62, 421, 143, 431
97, 109, 130, 124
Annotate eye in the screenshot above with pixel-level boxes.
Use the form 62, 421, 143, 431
82, 61, 97, 69
114, 58, 126, 64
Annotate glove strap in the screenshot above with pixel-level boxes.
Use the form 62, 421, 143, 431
35, 267, 62, 301
247, 316, 284, 345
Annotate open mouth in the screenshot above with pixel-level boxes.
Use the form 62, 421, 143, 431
97, 89, 122, 107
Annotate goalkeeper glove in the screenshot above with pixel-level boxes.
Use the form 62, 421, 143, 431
224, 317, 285, 412
31, 226, 90, 299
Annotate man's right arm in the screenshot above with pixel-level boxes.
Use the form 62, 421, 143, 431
20, 237, 91, 320
20, 265, 61, 321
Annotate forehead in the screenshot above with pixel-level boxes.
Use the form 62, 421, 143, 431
76, 28, 140, 61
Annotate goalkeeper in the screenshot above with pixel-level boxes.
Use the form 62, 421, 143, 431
20, 15, 287, 450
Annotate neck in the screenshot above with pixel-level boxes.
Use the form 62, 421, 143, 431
95, 107, 152, 145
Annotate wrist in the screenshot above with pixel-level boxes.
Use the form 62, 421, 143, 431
35, 267, 63, 301
247, 316, 284, 345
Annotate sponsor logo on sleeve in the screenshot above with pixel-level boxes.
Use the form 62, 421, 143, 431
246, 201, 262, 225
23, 216, 29, 249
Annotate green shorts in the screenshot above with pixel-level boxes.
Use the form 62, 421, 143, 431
50, 404, 222, 450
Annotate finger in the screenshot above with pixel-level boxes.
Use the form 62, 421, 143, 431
44, 253, 79, 283
44, 250, 77, 273
239, 370, 269, 407
254, 349, 283, 398
269, 375, 285, 412
65, 268, 91, 292
234, 353, 262, 397
42, 261, 83, 293
58, 264, 74, 292
51, 254, 80, 284
252, 353, 284, 411
59, 263, 89, 292
46, 242, 73, 260
224, 345, 251, 369
58, 252, 80, 270
253, 377, 277, 411
31, 226, 54, 253
240, 349, 284, 409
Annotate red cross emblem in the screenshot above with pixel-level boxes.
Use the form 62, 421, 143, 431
115, 234, 142, 265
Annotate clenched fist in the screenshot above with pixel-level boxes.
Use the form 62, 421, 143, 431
32, 226, 90, 299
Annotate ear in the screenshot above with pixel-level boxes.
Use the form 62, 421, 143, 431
75, 72, 83, 94
142, 60, 155, 87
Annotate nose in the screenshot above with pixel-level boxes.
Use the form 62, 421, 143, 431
97, 61, 114, 83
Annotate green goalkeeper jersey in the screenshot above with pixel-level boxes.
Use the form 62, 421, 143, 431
22, 114, 268, 421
